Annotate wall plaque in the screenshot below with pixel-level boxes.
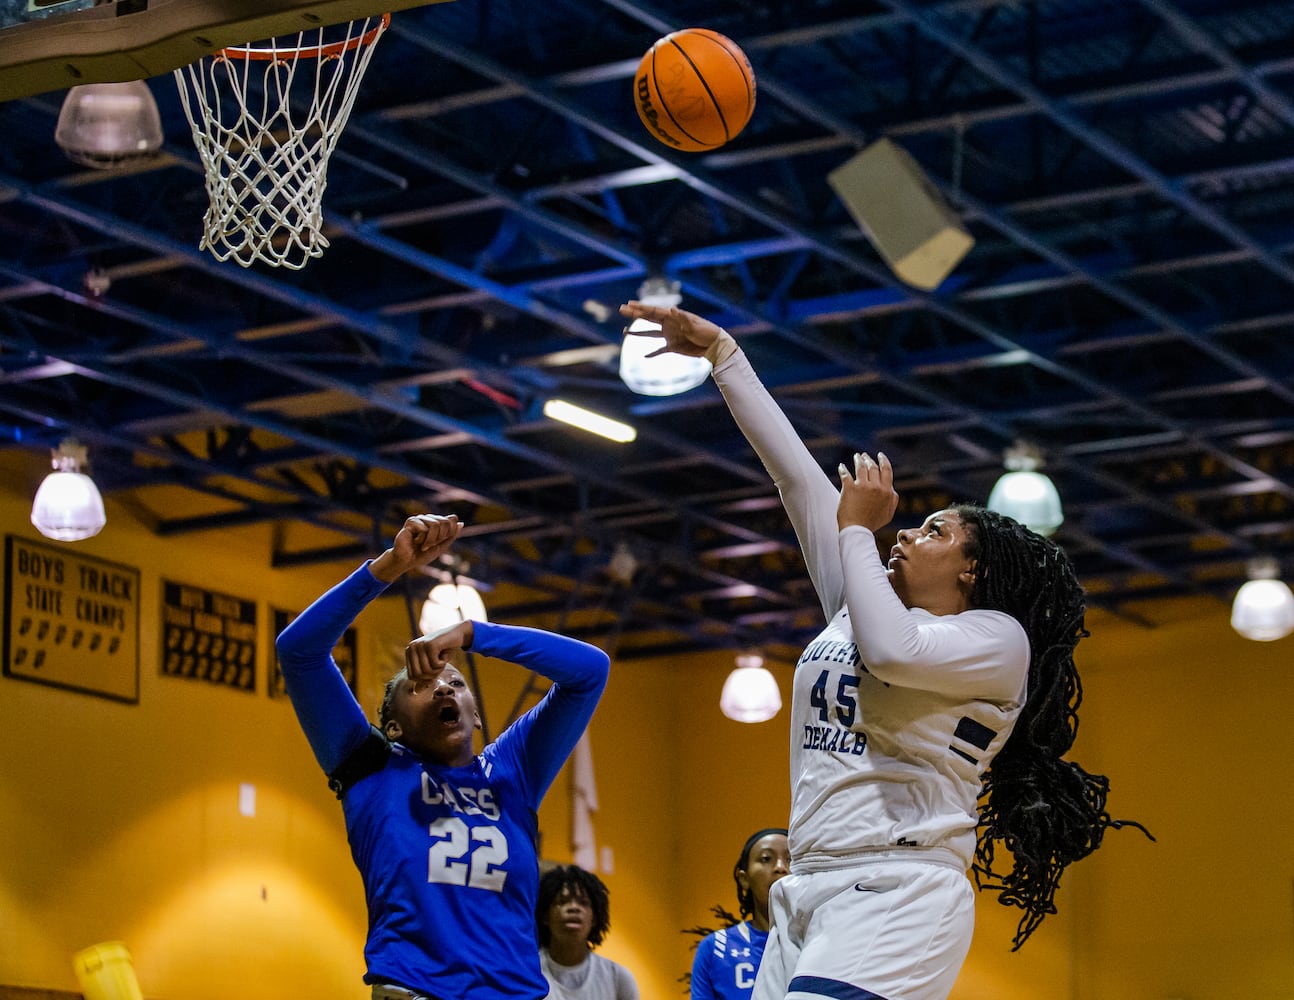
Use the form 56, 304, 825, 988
160, 579, 257, 693
3, 534, 141, 702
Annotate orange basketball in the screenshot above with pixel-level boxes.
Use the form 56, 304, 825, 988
634, 28, 756, 153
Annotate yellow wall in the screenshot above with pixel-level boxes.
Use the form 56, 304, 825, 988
2, 471, 1294, 999
1059, 599, 1294, 1000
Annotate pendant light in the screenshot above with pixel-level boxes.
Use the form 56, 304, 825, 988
31, 439, 106, 542
619, 276, 712, 396
420, 577, 488, 634
987, 440, 1063, 536
1231, 556, 1294, 642
719, 653, 782, 723
55, 81, 164, 169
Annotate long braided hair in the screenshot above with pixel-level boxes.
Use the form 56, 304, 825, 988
953, 504, 1153, 949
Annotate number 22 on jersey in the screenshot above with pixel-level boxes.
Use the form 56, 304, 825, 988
428, 816, 509, 891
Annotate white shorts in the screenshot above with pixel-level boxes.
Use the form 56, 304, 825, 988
750, 858, 974, 1000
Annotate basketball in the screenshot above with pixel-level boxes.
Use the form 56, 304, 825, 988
634, 28, 756, 153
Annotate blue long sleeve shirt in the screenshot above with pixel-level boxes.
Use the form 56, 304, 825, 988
276, 562, 609, 999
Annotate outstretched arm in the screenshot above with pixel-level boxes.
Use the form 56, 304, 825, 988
475, 620, 610, 805
619, 301, 846, 617
276, 514, 463, 774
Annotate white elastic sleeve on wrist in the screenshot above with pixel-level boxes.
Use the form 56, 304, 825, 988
704, 330, 739, 368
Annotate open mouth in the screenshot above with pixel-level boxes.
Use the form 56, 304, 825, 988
438, 704, 461, 724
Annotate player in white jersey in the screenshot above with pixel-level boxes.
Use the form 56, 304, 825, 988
620, 302, 1150, 1000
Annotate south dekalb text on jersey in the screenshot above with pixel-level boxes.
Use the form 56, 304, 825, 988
801, 721, 867, 755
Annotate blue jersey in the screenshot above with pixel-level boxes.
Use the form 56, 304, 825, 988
690, 922, 769, 1000
276, 562, 609, 999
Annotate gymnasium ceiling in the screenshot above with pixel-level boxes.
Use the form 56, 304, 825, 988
3, 0, 1294, 662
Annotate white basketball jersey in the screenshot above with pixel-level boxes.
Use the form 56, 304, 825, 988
786, 601, 1025, 869
711, 345, 1030, 871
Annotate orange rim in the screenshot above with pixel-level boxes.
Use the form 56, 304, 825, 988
218, 12, 390, 61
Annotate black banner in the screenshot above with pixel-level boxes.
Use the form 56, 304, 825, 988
160, 579, 257, 693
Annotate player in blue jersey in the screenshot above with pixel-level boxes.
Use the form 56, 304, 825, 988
275, 513, 610, 1000
689, 828, 790, 1000
621, 301, 1149, 1000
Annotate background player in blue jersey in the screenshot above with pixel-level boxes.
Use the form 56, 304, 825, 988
276, 513, 610, 1000
536, 864, 639, 999
620, 301, 1149, 1000
689, 828, 790, 1000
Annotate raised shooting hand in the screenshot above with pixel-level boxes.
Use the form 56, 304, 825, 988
837, 451, 899, 533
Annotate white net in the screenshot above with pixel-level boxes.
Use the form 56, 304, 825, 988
173, 15, 388, 269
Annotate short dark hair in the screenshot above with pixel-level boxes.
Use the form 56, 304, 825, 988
378, 667, 408, 729
536, 864, 612, 949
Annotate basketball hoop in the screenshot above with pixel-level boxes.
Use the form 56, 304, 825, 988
173, 14, 389, 269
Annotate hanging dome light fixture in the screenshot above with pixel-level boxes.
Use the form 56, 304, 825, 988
986, 440, 1064, 537
55, 81, 164, 169
719, 652, 782, 723
30, 438, 106, 542
420, 576, 489, 634
1231, 556, 1294, 642
619, 276, 712, 396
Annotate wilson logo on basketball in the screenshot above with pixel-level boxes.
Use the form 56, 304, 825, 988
636, 74, 682, 148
